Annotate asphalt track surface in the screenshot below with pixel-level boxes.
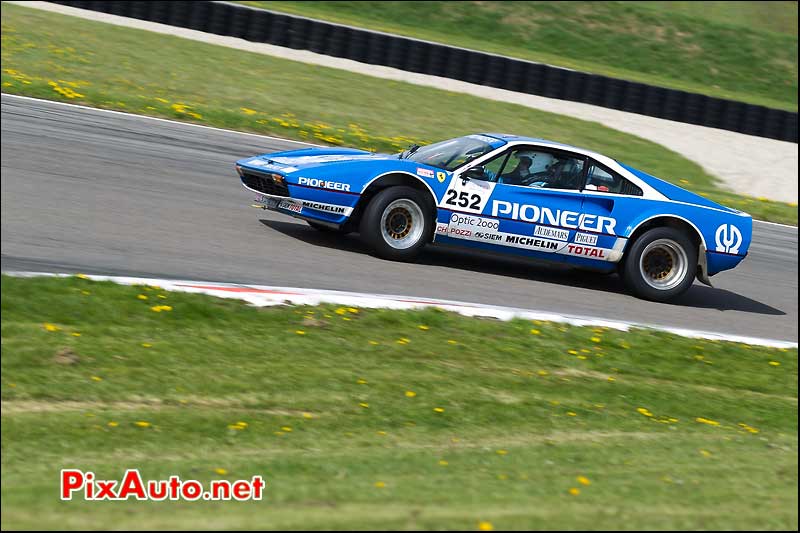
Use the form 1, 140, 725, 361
2, 95, 798, 343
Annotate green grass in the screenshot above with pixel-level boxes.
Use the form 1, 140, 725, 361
241, 1, 798, 111
1, 3, 796, 225
1, 275, 797, 530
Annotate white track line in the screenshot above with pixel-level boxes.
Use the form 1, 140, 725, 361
1, 93, 319, 147
4, 271, 796, 349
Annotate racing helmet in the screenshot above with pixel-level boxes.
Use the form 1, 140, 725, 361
524, 152, 554, 174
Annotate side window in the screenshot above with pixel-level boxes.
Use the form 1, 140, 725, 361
499, 149, 585, 190
586, 164, 643, 196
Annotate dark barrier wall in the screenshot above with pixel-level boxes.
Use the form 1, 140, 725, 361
49, 0, 798, 143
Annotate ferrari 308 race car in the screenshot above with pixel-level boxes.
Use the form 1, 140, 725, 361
236, 134, 752, 301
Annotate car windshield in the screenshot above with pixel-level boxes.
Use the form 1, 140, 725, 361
405, 136, 496, 171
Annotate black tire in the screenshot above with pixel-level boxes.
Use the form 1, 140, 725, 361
307, 220, 350, 235
621, 227, 697, 302
359, 186, 433, 261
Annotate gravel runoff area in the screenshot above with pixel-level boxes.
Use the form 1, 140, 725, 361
13, 1, 799, 204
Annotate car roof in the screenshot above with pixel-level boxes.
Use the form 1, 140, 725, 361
481, 133, 607, 160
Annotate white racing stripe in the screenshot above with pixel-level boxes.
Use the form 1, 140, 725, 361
4, 271, 797, 349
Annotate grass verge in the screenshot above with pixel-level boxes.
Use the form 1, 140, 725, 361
1, 275, 798, 530
1, 3, 796, 225
241, 1, 798, 111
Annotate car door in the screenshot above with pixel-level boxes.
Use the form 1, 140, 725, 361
436, 145, 588, 261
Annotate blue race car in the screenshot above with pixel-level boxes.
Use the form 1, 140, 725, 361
236, 134, 752, 301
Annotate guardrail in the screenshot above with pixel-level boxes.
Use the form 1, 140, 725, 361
49, 0, 798, 143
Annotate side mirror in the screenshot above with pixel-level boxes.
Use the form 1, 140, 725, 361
463, 166, 486, 180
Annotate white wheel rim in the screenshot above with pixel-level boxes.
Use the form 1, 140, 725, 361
639, 238, 689, 291
379, 199, 425, 250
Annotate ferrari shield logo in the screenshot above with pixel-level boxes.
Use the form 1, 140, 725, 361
436, 171, 446, 183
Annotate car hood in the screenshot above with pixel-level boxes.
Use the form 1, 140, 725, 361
238, 147, 398, 173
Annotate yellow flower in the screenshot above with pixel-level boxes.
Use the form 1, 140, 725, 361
281, 426, 292, 432
405, 391, 417, 398
71, 332, 81, 337
377, 430, 387, 436
335, 307, 347, 315
496, 449, 508, 455
478, 521, 494, 531
135, 421, 151, 428
433, 407, 445, 413
214, 468, 228, 475
577, 355, 587, 360
607, 376, 616, 382
235, 421, 248, 428
418, 325, 430, 330
137, 294, 148, 300
591, 337, 601, 343
567, 411, 577, 417
347, 307, 359, 314
43, 323, 60, 332
568, 487, 580, 496
369, 340, 379, 345
107, 421, 118, 427
360, 403, 369, 408
302, 412, 313, 419
240, 107, 257, 115
150, 305, 172, 312
357, 378, 368, 385
141, 343, 152, 348
699, 450, 712, 458
537, 370, 549, 376
769, 361, 780, 366
157, 294, 167, 299
295, 330, 306, 335
438, 460, 448, 466
530, 329, 541, 335
91, 376, 103, 382
447, 339, 458, 345
75, 273, 90, 280
374, 481, 386, 488
577, 475, 590, 486
695, 417, 720, 426
637, 407, 653, 417
568, 350, 578, 355
81, 290, 91, 295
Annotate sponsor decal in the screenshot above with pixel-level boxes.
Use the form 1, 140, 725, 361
505, 235, 559, 251
491, 200, 616, 234
435, 222, 449, 235
300, 200, 348, 215
714, 224, 742, 254
255, 195, 279, 209
440, 177, 496, 214
574, 232, 598, 246
417, 167, 434, 178
278, 199, 302, 213
297, 177, 351, 192
566, 244, 606, 259
534, 225, 569, 241
436, 171, 447, 183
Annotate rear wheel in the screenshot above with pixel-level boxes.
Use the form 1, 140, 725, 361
621, 227, 697, 301
359, 186, 432, 261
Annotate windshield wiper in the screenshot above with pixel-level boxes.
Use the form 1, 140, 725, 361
399, 144, 420, 159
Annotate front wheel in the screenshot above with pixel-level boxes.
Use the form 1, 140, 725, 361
621, 227, 697, 302
359, 186, 432, 261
